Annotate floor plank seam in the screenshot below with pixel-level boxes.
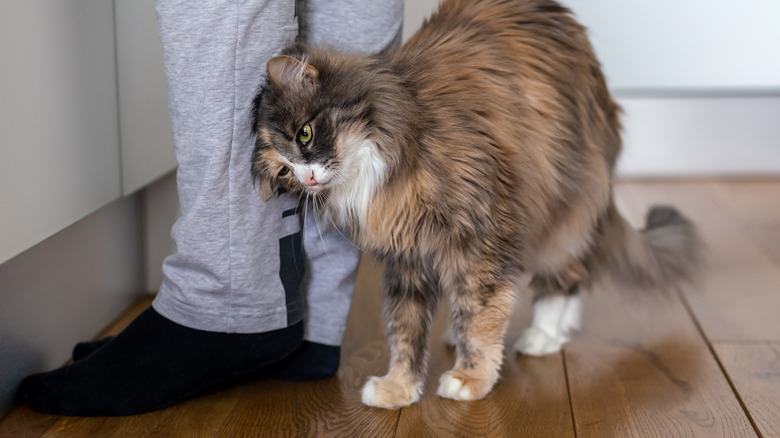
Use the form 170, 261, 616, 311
675, 287, 764, 438
561, 349, 578, 438
391, 408, 402, 438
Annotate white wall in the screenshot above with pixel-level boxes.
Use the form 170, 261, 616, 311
616, 96, 780, 177
561, 0, 780, 92
403, 0, 439, 41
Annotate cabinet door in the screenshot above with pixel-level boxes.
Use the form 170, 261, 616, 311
115, 0, 176, 196
0, 1, 121, 265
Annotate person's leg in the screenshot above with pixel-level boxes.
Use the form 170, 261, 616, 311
21, 0, 304, 416
298, 0, 403, 53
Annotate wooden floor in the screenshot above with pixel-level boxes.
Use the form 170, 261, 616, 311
2, 180, 779, 437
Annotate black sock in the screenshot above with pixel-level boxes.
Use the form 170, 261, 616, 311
20, 307, 303, 416
73, 336, 341, 381
264, 341, 341, 381
72, 337, 113, 361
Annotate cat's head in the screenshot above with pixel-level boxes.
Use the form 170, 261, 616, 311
251, 50, 383, 202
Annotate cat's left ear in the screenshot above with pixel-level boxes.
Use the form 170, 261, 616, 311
258, 174, 278, 202
266, 55, 319, 90
252, 155, 279, 201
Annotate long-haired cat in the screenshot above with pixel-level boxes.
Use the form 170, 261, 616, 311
251, 0, 701, 409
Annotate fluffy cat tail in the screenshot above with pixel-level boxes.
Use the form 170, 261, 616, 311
602, 203, 703, 291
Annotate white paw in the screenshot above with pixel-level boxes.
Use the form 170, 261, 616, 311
435, 371, 494, 401
516, 294, 581, 356
437, 373, 472, 400
361, 377, 382, 406
361, 375, 422, 409
514, 326, 568, 356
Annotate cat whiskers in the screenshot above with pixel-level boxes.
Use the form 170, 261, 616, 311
308, 191, 335, 264
323, 208, 365, 253
313, 173, 366, 254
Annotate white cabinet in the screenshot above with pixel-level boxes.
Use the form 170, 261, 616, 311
115, 0, 176, 196
0, 1, 122, 265
0, 0, 176, 265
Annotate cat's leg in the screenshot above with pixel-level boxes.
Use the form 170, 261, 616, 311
515, 270, 583, 356
361, 257, 438, 409
437, 278, 515, 401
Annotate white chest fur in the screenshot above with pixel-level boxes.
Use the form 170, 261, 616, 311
327, 136, 387, 229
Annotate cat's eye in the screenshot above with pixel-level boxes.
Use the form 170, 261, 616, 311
278, 166, 290, 176
297, 123, 313, 145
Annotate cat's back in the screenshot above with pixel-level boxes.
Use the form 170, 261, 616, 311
398, 0, 589, 70
394, 0, 597, 106
372, 0, 621, 251
389, 0, 621, 174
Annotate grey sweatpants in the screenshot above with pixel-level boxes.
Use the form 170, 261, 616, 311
152, 0, 402, 345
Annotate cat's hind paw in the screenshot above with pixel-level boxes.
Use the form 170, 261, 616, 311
436, 370, 494, 401
514, 326, 568, 356
361, 375, 422, 409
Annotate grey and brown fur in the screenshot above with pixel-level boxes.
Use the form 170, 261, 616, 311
251, 0, 702, 409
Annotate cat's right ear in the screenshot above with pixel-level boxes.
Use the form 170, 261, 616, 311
266, 55, 319, 90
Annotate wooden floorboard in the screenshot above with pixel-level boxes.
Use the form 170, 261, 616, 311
562, 183, 757, 438
710, 181, 780, 270
2, 180, 779, 437
0, 406, 59, 438
623, 182, 780, 342
704, 181, 780, 438
713, 343, 780, 438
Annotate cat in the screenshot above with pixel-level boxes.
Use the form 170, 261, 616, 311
250, 0, 701, 409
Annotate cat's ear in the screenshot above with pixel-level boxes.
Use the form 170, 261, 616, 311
259, 176, 278, 202
266, 55, 319, 90
252, 154, 279, 201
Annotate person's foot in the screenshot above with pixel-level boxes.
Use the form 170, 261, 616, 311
71, 337, 113, 361
20, 307, 303, 416
263, 340, 341, 381
73, 335, 342, 381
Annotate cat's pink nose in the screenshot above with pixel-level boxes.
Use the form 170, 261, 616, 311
302, 170, 319, 187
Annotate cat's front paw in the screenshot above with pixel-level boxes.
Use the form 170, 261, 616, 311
436, 370, 496, 401
514, 326, 568, 356
361, 375, 422, 409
